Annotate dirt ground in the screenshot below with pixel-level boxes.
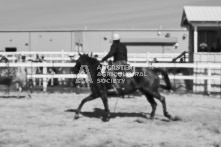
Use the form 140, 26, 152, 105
0, 91, 221, 147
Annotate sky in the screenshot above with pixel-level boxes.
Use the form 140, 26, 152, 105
0, 0, 221, 30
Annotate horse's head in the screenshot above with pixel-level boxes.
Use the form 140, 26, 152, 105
72, 53, 99, 74
72, 54, 89, 74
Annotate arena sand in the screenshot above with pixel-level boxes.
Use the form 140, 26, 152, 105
0, 92, 221, 147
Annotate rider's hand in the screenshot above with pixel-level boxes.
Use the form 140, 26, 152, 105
100, 58, 105, 63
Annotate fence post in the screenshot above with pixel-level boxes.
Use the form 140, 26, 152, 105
43, 65, 47, 92
146, 52, 149, 63
207, 66, 211, 95
61, 50, 64, 63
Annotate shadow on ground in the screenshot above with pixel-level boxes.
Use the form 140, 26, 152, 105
65, 108, 173, 123
66, 108, 147, 119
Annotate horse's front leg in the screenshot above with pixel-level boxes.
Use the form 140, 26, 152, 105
74, 94, 97, 119
101, 95, 110, 122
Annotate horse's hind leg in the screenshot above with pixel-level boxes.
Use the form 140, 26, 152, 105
74, 94, 97, 119
142, 88, 174, 120
154, 93, 174, 120
140, 90, 157, 119
157, 95, 173, 120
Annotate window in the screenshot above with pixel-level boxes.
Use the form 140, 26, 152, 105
198, 29, 221, 52
5, 47, 17, 52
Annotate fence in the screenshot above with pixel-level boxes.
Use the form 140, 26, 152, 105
0, 51, 220, 94
0, 62, 220, 95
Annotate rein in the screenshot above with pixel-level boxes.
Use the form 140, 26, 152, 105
100, 61, 123, 113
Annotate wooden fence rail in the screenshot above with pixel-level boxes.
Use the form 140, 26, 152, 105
0, 62, 220, 94
2, 51, 185, 63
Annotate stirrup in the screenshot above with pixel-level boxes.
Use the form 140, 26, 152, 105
107, 88, 117, 93
107, 87, 120, 95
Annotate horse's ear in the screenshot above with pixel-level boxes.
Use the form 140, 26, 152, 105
78, 52, 82, 56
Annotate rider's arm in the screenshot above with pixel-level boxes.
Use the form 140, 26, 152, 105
101, 45, 116, 61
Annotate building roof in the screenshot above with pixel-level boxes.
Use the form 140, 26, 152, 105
181, 6, 221, 26
0, 28, 187, 32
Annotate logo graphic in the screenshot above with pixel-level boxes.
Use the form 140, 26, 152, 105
75, 65, 93, 83
75, 64, 149, 84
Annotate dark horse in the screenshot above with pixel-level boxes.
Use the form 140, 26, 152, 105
72, 54, 177, 122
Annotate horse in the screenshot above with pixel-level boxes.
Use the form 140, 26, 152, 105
0, 55, 32, 98
72, 54, 178, 122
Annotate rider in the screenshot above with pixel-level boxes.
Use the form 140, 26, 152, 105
101, 33, 128, 94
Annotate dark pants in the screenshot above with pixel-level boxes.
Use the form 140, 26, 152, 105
108, 60, 127, 89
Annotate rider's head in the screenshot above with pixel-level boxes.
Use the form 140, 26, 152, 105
113, 34, 120, 42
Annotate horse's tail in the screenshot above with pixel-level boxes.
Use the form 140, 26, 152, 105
153, 68, 172, 91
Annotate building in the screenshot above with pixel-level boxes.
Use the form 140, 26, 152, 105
181, 6, 221, 93
0, 29, 188, 55
181, 6, 221, 63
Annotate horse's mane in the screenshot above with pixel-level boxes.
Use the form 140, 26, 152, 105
82, 54, 100, 66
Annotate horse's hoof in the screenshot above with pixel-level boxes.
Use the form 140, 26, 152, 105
149, 116, 154, 120
149, 113, 155, 120
164, 111, 173, 120
135, 119, 145, 123
74, 114, 80, 120
102, 117, 110, 122
172, 115, 182, 121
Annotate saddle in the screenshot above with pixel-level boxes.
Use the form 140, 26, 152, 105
104, 61, 134, 95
